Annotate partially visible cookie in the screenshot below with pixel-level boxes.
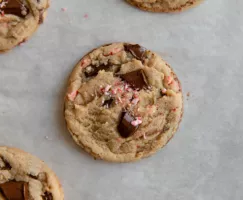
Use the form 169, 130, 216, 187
0, 146, 64, 200
64, 43, 183, 162
0, 0, 50, 53
126, 0, 203, 12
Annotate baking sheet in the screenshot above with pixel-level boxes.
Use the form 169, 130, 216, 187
1, 0, 243, 199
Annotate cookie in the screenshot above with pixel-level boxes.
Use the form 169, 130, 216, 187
0, 146, 64, 199
126, 0, 203, 12
64, 43, 183, 163
0, 0, 50, 53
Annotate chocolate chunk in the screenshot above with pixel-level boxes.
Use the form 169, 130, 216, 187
120, 69, 148, 90
0, 181, 29, 200
118, 112, 138, 138
42, 192, 53, 200
124, 44, 146, 60
0, 156, 11, 170
103, 98, 113, 108
85, 64, 110, 77
0, 0, 30, 18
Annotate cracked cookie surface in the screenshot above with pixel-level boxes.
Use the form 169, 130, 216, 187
0, 0, 49, 52
126, 0, 203, 12
0, 146, 64, 200
64, 43, 183, 162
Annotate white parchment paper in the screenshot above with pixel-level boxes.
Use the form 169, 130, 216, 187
0, 0, 243, 199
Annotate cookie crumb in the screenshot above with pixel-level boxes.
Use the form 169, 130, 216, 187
45, 136, 51, 141
187, 92, 190, 97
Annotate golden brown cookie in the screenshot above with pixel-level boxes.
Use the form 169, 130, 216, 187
126, 0, 203, 13
0, 0, 50, 53
64, 43, 183, 163
0, 146, 64, 199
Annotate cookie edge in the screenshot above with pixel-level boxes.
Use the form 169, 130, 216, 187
126, 0, 203, 13
0, 0, 50, 54
0, 146, 64, 200
64, 42, 184, 163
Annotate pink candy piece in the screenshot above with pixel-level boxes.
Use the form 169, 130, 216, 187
118, 97, 123, 103
80, 58, 91, 68
133, 92, 139, 98
165, 76, 173, 85
132, 98, 139, 105
67, 91, 78, 101
61, 8, 67, 12
117, 88, 123, 93
172, 80, 180, 91
131, 119, 142, 126
111, 89, 117, 95
161, 88, 167, 94
105, 85, 112, 92
104, 47, 122, 56
137, 116, 142, 120
172, 108, 177, 112
84, 14, 88, 18
100, 87, 105, 94
124, 84, 129, 91
114, 81, 121, 86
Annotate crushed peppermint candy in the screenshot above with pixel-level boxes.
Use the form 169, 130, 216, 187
105, 85, 112, 92
131, 118, 142, 126
80, 58, 91, 68
161, 88, 167, 94
133, 92, 139, 98
0, 1, 7, 8
124, 84, 129, 91
117, 96, 123, 103
104, 47, 122, 56
67, 91, 78, 101
132, 97, 139, 105
166, 76, 173, 85
111, 89, 117, 95
171, 107, 177, 112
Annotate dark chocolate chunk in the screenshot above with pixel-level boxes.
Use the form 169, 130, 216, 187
124, 44, 146, 60
0, 156, 11, 170
103, 98, 113, 108
0, 0, 30, 18
85, 64, 110, 77
118, 112, 138, 138
42, 191, 53, 200
120, 69, 148, 90
0, 181, 29, 200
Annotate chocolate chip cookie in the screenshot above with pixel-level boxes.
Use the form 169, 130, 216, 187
0, 0, 49, 52
0, 146, 64, 199
64, 43, 183, 162
126, 0, 203, 12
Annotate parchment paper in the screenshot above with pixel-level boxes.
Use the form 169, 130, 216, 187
0, 0, 242, 199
